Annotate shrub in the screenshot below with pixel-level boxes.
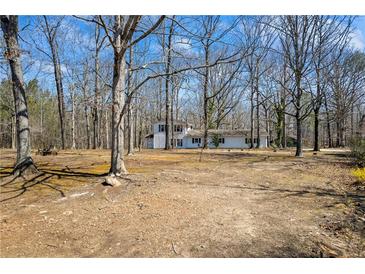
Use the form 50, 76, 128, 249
211, 133, 220, 148
352, 168, 365, 182
349, 137, 365, 167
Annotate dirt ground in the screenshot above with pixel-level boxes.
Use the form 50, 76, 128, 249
0, 148, 364, 257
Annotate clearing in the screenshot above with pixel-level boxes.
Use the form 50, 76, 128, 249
0, 148, 364, 257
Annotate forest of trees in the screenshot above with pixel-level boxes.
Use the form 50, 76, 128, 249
1, 15, 364, 175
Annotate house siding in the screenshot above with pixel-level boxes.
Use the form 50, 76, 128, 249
147, 121, 268, 149
183, 136, 267, 149
153, 122, 190, 149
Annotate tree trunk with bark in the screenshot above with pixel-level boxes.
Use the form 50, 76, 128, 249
313, 107, 320, 151
255, 72, 260, 148
92, 32, 100, 149
82, 65, 91, 149
296, 111, 303, 157
127, 47, 134, 155
1, 15, 37, 175
93, 24, 105, 149
109, 16, 127, 175
249, 80, 255, 149
43, 16, 66, 149
11, 115, 16, 149
324, 93, 332, 147
295, 83, 303, 157
105, 109, 110, 149
127, 104, 134, 155
164, 18, 174, 150
70, 84, 76, 149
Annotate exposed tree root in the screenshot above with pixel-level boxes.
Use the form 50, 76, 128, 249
13, 157, 39, 177
104, 172, 129, 187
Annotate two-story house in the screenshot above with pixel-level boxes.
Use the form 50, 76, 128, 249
145, 120, 268, 149
145, 120, 192, 149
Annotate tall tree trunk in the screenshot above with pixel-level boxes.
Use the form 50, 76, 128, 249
255, 73, 260, 148
92, 27, 100, 149
127, 46, 134, 155
313, 66, 322, 152
313, 107, 320, 151
336, 120, 340, 147
164, 18, 174, 150
82, 71, 91, 149
71, 85, 76, 149
99, 106, 104, 149
171, 85, 174, 149
105, 109, 110, 149
138, 112, 143, 151
175, 85, 180, 121
249, 82, 254, 149
54, 54, 66, 149
1, 15, 36, 175
158, 20, 165, 121
295, 81, 303, 157
281, 58, 288, 149
127, 105, 134, 155
324, 93, 332, 147
350, 103, 354, 140
340, 119, 345, 147
275, 106, 283, 148
295, 112, 303, 157
202, 43, 210, 150
264, 107, 270, 147
45, 26, 66, 149
110, 16, 127, 175
134, 104, 138, 149
282, 113, 287, 148
11, 114, 16, 149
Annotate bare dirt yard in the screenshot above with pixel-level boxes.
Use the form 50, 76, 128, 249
0, 148, 364, 257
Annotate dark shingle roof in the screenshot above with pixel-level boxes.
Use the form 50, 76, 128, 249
185, 129, 268, 137
154, 119, 191, 125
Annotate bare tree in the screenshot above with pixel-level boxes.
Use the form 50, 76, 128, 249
311, 16, 352, 151
127, 46, 134, 155
1, 15, 37, 175
92, 24, 105, 149
81, 61, 91, 149
69, 83, 76, 149
92, 15, 165, 178
276, 16, 317, 157
328, 50, 365, 147
40, 16, 66, 149
242, 16, 275, 148
197, 16, 241, 149
164, 16, 175, 150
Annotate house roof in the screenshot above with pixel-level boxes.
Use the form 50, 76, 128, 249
154, 119, 192, 125
185, 129, 268, 138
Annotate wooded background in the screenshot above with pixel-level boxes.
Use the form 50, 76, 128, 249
1, 16, 364, 157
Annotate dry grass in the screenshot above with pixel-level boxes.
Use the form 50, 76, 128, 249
0, 148, 364, 257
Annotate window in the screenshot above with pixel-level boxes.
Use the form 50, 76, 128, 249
176, 139, 183, 147
158, 124, 165, 132
245, 138, 257, 144
170, 139, 183, 147
218, 138, 225, 144
174, 125, 183, 132
192, 138, 201, 144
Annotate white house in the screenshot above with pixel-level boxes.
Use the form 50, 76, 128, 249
145, 121, 268, 149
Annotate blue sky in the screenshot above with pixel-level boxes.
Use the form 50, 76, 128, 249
6, 16, 365, 95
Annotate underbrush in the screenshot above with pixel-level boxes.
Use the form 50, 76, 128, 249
350, 137, 365, 167
352, 167, 365, 182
